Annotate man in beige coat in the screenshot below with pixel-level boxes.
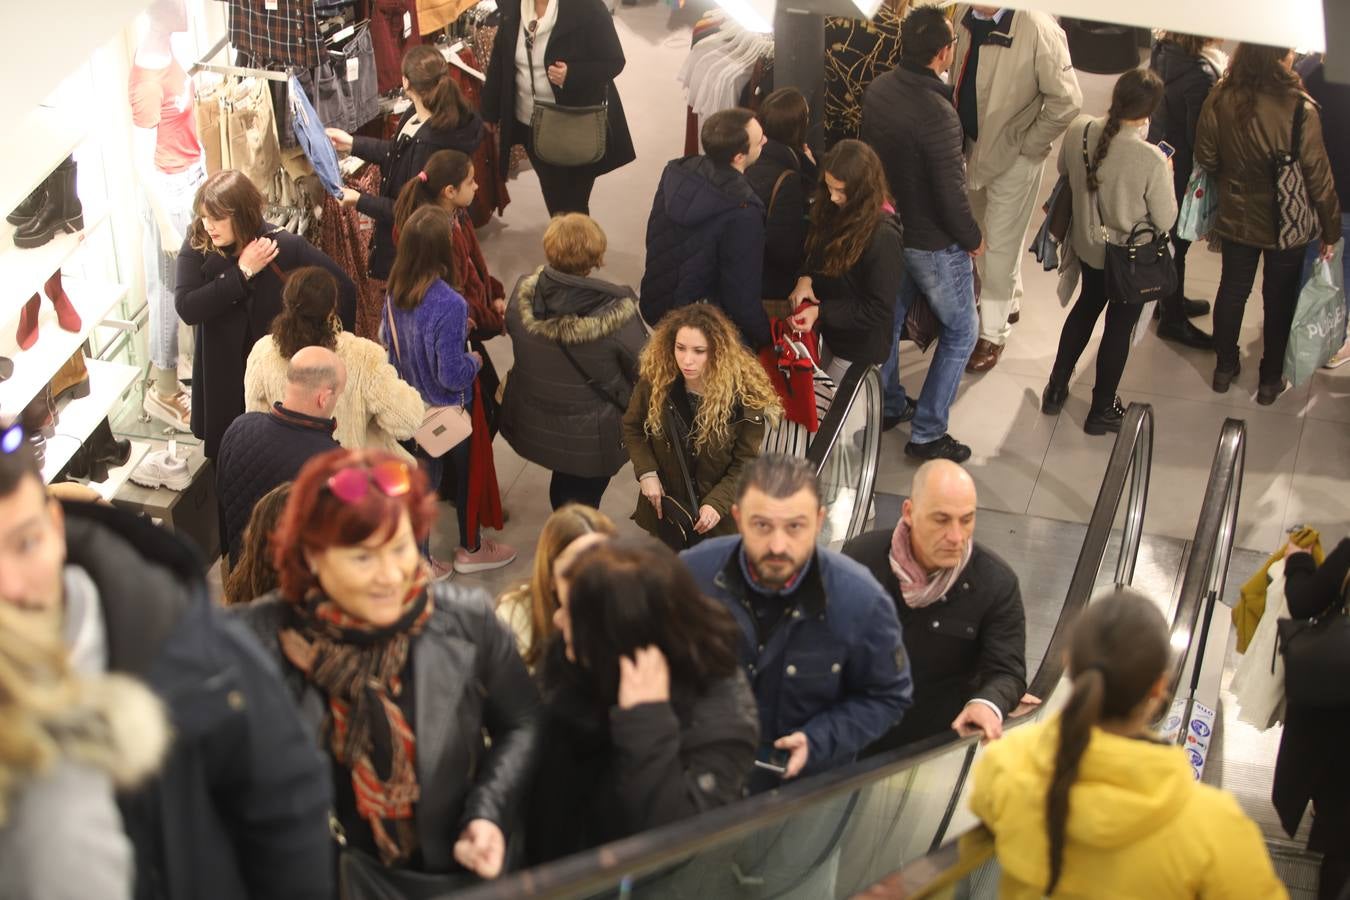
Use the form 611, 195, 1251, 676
953, 6, 1081, 372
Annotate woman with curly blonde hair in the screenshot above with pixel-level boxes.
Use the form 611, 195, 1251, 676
622, 304, 781, 543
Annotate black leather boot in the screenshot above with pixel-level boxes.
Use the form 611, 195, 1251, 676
14, 157, 83, 249
87, 418, 131, 468
7, 184, 45, 226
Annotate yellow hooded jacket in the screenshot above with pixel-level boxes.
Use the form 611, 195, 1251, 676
970, 718, 1287, 899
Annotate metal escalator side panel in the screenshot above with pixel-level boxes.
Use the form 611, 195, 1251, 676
806, 363, 882, 546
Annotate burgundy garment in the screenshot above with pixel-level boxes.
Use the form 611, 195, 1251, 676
685, 106, 699, 157
315, 163, 384, 340
447, 45, 510, 226
371, 0, 421, 94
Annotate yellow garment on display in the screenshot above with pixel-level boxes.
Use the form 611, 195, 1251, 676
1233, 526, 1325, 653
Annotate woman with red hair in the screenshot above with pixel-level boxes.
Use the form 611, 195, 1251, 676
232, 448, 539, 888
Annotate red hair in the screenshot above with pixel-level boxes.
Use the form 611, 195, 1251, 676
271, 448, 439, 602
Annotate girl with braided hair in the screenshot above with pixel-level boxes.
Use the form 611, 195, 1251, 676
970, 589, 1282, 898
1042, 68, 1176, 436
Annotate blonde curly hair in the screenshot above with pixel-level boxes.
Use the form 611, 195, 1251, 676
639, 304, 781, 454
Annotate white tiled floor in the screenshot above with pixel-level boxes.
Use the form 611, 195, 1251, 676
446, 7, 1349, 599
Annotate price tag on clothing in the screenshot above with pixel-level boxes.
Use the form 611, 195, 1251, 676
346, 57, 359, 82
264, 0, 278, 10
403, 11, 413, 37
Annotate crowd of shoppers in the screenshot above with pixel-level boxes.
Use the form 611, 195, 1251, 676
12, 14, 1338, 897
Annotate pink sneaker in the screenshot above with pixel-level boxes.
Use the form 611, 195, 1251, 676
428, 557, 456, 582
454, 538, 518, 574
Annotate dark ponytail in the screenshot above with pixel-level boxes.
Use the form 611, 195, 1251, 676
401, 45, 474, 131
1044, 589, 1170, 895
1085, 68, 1165, 192
392, 149, 474, 235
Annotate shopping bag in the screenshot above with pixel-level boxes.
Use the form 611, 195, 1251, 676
1284, 239, 1347, 386
759, 316, 826, 431
1231, 559, 1289, 730
1176, 167, 1217, 242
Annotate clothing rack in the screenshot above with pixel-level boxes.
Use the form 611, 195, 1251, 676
190, 36, 293, 82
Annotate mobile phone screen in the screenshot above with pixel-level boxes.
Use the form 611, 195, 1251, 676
1158, 141, 1176, 159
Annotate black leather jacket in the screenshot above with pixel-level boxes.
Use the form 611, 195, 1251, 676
233, 584, 541, 874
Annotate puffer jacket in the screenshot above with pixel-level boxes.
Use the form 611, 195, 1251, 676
1146, 39, 1220, 201
620, 378, 767, 538
245, 331, 424, 464
500, 266, 646, 478
862, 62, 982, 252
746, 139, 813, 300
971, 718, 1287, 899
639, 156, 771, 349
1194, 85, 1342, 250
952, 6, 1082, 189
233, 584, 541, 875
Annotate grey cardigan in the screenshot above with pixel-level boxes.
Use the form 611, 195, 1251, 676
1058, 114, 1179, 269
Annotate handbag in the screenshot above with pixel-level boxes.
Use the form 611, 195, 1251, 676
1029, 173, 1072, 271
526, 35, 607, 167
759, 316, 825, 431
385, 300, 473, 457
1278, 605, 1350, 709
334, 816, 475, 900
1084, 123, 1177, 306
1176, 167, 1217, 242
1273, 99, 1320, 251
651, 402, 705, 551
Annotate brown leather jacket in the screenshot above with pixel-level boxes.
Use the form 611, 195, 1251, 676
1194, 85, 1342, 250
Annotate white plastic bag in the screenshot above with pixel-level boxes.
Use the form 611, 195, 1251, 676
1284, 239, 1347, 386
1231, 558, 1289, 731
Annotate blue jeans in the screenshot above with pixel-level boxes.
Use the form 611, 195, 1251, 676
881, 245, 979, 444
288, 75, 344, 199
140, 162, 205, 369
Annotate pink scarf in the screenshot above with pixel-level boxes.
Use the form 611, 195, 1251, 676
887, 518, 973, 608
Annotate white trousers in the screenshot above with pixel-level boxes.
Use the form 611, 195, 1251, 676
969, 152, 1046, 346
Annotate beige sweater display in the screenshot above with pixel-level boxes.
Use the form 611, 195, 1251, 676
244, 332, 425, 463
1058, 114, 1179, 270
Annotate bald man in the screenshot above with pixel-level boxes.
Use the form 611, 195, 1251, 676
217, 346, 347, 564
843, 460, 1026, 749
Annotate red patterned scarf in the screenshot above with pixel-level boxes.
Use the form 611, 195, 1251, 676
279, 577, 433, 864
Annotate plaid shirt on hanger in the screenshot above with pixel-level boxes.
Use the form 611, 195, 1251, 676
227, 0, 324, 70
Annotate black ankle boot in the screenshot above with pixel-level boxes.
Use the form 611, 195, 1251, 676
1084, 396, 1127, 435
87, 419, 131, 467
14, 157, 83, 249
1041, 378, 1069, 415
7, 184, 45, 227
1157, 316, 1214, 350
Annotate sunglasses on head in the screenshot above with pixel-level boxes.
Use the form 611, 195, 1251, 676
325, 461, 413, 505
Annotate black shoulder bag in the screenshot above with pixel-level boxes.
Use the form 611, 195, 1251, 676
651, 394, 704, 552
1085, 122, 1178, 305
1278, 571, 1350, 708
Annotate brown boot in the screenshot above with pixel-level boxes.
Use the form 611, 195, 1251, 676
965, 339, 1004, 373
49, 351, 90, 406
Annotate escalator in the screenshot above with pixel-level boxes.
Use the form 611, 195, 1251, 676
449, 380, 1164, 900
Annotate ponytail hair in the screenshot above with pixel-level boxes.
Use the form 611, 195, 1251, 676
401, 45, 474, 131
1045, 588, 1170, 895
1085, 68, 1165, 192
392, 149, 474, 234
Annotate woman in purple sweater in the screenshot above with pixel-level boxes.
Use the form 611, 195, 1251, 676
384, 206, 516, 575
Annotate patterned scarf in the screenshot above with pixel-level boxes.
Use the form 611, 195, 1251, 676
279, 576, 433, 865
888, 518, 974, 609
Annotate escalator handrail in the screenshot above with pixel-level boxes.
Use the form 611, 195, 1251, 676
805, 360, 869, 472
1163, 417, 1246, 719
858, 418, 1248, 900
448, 403, 1156, 900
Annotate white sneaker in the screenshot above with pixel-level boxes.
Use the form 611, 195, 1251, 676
144, 390, 192, 433
131, 448, 192, 491
1323, 338, 1350, 370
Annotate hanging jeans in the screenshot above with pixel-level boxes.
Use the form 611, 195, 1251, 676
141, 162, 206, 369
288, 76, 345, 198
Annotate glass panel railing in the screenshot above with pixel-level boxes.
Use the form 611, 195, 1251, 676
449, 404, 1157, 900
807, 362, 881, 546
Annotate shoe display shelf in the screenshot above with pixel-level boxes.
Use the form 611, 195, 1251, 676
0, 276, 128, 413
0, 210, 110, 326
90, 439, 151, 503
0, 106, 87, 222
40, 357, 142, 483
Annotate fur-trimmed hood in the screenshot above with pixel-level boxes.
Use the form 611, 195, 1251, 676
514, 266, 640, 345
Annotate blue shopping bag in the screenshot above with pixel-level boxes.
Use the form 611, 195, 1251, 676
1177, 168, 1217, 242
1284, 240, 1347, 386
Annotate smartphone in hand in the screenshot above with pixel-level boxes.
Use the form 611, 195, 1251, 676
753, 748, 792, 776
1157, 141, 1177, 159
